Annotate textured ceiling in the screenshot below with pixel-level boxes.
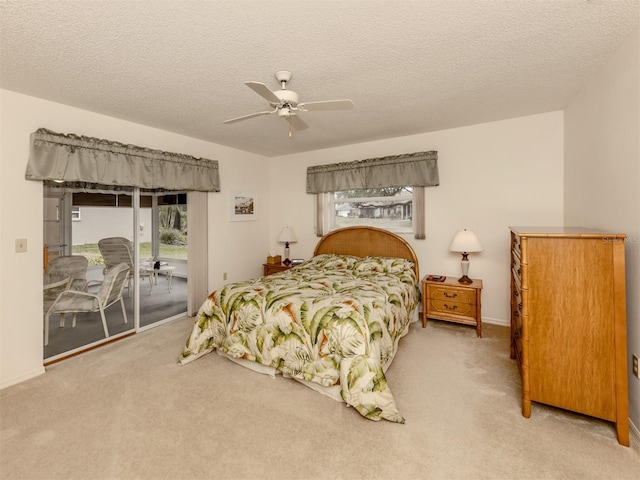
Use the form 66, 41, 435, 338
1, 1, 638, 157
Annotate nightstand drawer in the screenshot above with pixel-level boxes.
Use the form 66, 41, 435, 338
428, 298, 476, 318
428, 285, 476, 305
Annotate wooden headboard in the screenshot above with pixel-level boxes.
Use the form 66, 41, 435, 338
313, 226, 419, 278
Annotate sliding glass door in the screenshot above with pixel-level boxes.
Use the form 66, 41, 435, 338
43, 188, 188, 361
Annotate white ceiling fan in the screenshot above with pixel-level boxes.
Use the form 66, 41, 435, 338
223, 71, 355, 137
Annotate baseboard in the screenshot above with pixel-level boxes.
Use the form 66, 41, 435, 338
418, 313, 511, 328
630, 419, 640, 448
481, 316, 510, 327
0, 366, 45, 390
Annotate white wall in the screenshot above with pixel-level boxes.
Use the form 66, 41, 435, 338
268, 111, 565, 326
0, 89, 269, 388
72, 207, 152, 244
564, 26, 640, 435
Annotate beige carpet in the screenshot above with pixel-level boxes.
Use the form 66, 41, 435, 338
1, 317, 638, 480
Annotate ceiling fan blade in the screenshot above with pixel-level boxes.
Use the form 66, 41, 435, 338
289, 115, 308, 131
223, 109, 275, 124
298, 99, 355, 111
245, 81, 281, 104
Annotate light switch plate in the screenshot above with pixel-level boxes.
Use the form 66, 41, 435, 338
15, 238, 27, 253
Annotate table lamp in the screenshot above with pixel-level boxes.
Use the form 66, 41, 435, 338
450, 229, 482, 284
278, 226, 297, 265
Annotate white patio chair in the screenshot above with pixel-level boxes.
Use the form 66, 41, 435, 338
48, 255, 89, 291
44, 263, 130, 346
98, 237, 149, 297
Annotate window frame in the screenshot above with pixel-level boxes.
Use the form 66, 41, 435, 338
71, 206, 81, 221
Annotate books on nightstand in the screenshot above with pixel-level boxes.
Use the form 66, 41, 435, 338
427, 275, 446, 282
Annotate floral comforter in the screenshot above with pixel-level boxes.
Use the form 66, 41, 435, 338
179, 254, 420, 423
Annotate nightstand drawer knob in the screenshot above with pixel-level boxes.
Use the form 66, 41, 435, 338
444, 292, 458, 299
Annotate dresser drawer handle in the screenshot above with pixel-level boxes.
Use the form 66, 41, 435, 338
443, 292, 458, 299
444, 303, 458, 311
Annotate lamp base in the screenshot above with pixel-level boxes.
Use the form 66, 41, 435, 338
458, 253, 473, 284
283, 258, 292, 266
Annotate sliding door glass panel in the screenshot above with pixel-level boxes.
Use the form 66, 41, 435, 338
139, 193, 188, 328
44, 192, 135, 360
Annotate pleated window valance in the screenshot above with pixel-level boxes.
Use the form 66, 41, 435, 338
306, 150, 438, 194
25, 128, 220, 192
309, 151, 438, 240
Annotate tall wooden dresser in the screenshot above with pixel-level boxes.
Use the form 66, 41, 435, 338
509, 227, 629, 446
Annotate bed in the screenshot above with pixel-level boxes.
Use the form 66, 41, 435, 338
179, 226, 420, 423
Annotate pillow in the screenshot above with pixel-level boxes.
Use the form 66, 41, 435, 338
305, 254, 360, 270
353, 257, 385, 274
354, 256, 414, 275
379, 257, 415, 274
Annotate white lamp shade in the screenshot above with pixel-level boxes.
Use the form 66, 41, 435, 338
450, 229, 482, 253
278, 226, 297, 244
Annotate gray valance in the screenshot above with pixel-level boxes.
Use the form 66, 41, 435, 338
26, 128, 220, 192
306, 150, 438, 194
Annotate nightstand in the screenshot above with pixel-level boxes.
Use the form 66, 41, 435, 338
421, 276, 483, 337
263, 263, 292, 276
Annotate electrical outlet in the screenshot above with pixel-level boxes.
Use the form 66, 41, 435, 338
633, 355, 639, 379
223, 272, 227, 281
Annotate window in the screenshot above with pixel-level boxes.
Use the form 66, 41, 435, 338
331, 187, 414, 234
71, 206, 81, 221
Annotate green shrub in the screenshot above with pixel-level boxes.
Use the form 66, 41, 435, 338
160, 228, 186, 245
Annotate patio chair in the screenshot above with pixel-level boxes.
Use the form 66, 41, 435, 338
98, 236, 152, 297
98, 237, 136, 296
47, 255, 89, 291
98, 237, 132, 271
44, 263, 130, 346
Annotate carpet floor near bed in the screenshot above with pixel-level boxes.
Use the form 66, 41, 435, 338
1, 317, 638, 480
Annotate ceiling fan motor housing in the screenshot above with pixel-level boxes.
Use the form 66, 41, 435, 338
273, 89, 298, 107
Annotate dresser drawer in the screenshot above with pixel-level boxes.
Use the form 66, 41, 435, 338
427, 285, 476, 304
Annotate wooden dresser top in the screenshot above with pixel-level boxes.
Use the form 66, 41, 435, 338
509, 226, 626, 239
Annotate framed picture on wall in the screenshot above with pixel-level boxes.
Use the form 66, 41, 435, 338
230, 192, 258, 221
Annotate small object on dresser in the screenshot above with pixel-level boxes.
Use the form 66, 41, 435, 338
291, 259, 304, 266
427, 274, 446, 282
